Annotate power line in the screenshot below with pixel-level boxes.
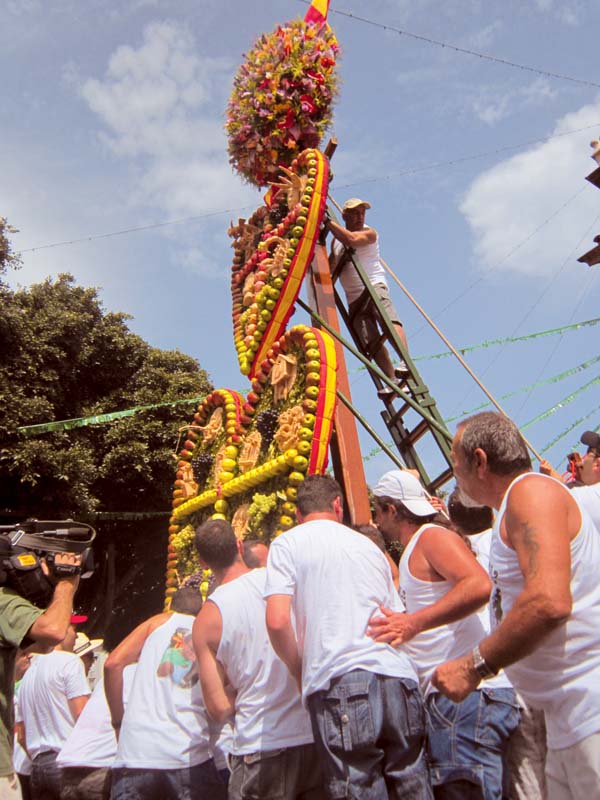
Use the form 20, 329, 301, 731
19, 204, 256, 254
17, 124, 599, 256
337, 123, 600, 189
300, 1, 600, 89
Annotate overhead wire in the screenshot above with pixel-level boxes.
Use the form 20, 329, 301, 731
448, 203, 600, 417
16, 124, 599, 255
297, 1, 600, 89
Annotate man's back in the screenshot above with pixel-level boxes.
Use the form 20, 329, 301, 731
209, 568, 312, 754
266, 519, 416, 700
115, 612, 211, 770
18, 651, 90, 759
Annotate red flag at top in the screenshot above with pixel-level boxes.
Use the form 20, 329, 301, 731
305, 0, 330, 25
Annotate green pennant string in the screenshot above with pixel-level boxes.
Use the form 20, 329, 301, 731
540, 411, 600, 456
349, 316, 600, 375
417, 317, 600, 362
521, 375, 600, 431
445, 355, 600, 423
17, 396, 209, 437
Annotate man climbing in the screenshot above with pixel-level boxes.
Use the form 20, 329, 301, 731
328, 198, 410, 399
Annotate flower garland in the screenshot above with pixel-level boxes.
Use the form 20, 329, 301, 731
226, 19, 339, 187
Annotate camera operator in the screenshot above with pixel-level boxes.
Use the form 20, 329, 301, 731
1, 552, 82, 800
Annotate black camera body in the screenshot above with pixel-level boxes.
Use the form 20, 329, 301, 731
0, 520, 96, 607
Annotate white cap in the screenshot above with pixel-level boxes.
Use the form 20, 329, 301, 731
373, 470, 437, 517
342, 197, 371, 212
73, 632, 103, 658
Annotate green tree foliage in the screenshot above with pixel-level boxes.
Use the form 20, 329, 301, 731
0, 272, 212, 515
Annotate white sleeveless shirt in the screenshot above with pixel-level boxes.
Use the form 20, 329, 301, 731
210, 568, 313, 755
400, 524, 509, 695
489, 473, 600, 749
333, 228, 387, 303
115, 612, 212, 769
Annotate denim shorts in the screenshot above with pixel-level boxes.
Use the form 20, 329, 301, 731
307, 669, 432, 799
426, 688, 520, 800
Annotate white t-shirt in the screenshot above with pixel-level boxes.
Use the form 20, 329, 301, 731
264, 519, 416, 702
490, 473, 600, 749
17, 651, 91, 759
115, 612, 212, 769
57, 665, 135, 769
571, 484, 600, 533
210, 569, 313, 755
332, 228, 388, 303
13, 682, 31, 776
399, 525, 509, 695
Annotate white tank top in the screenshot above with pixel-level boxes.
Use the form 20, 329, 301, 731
210, 569, 313, 755
490, 473, 600, 748
334, 228, 387, 303
115, 613, 212, 769
399, 524, 505, 695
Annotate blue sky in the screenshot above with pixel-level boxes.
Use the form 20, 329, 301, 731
3, 0, 599, 487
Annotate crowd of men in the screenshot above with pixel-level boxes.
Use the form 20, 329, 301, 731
2, 412, 600, 800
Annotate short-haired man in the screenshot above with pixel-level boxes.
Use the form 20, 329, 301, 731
371, 471, 519, 799
106, 587, 226, 800
328, 198, 410, 399
571, 430, 600, 531
265, 474, 431, 799
192, 519, 323, 800
17, 625, 91, 800
434, 411, 600, 798
1, 552, 82, 799
240, 538, 269, 569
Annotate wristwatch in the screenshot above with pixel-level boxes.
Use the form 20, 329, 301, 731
472, 644, 498, 679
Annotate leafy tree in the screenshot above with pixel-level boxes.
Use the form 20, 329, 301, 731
0, 258, 213, 642
0, 273, 211, 515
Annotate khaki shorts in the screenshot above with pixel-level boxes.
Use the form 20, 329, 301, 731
348, 282, 401, 350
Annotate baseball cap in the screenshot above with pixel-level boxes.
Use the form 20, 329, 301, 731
373, 470, 437, 516
73, 632, 104, 658
342, 197, 371, 212
581, 431, 600, 452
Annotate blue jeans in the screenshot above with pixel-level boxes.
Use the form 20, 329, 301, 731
110, 758, 227, 800
307, 669, 432, 799
426, 688, 520, 800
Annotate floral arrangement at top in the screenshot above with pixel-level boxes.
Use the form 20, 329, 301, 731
226, 18, 339, 187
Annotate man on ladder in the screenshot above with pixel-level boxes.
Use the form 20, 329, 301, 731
328, 197, 411, 399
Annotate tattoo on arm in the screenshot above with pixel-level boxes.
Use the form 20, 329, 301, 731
520, 522, 540, 577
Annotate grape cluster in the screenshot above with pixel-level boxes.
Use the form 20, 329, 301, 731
183, 570, 204, 590
191, 453, 214, 485
256, 409, 279, 447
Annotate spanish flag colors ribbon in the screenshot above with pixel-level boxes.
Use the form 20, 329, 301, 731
305, 0, 330, 25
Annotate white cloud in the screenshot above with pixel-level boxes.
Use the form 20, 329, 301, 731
77, 20, 260, 277
460, 97, 600, 277
473, 78, 557, 126
533, 0, 581, 25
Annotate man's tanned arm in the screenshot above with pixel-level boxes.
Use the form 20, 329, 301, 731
193, 601, 235, 722
368, 527, 491, 646
327, 219, 377, 249
433, 476, 574, 701
265, 594, 302, 690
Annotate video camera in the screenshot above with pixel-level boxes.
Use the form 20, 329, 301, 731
0, 519, 96, 607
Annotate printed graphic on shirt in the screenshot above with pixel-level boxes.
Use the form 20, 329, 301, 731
490, 568, 503, 623
156, 628, 198, 687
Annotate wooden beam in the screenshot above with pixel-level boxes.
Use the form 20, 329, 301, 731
307, 243, 372, 525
